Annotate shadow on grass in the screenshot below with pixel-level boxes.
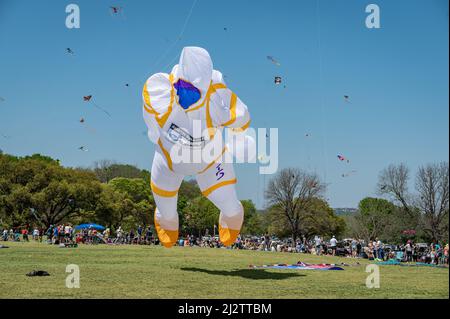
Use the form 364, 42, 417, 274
180, 267, 305, 280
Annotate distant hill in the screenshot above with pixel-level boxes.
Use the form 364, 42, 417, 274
333, 208, 358, 216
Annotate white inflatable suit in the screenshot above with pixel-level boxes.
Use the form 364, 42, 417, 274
142, 47, 251, 248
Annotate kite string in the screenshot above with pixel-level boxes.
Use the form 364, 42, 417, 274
316, 0, 329, 186
148, 0, 198, 74
162, 52, 181, 73
92, 101, 111, 117
177, 0, 197, 40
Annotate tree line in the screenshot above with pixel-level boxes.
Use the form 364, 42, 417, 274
0, 152, 264, 236
0, 151, 447, 244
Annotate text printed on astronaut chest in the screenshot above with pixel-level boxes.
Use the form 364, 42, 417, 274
166, 123, 205, 148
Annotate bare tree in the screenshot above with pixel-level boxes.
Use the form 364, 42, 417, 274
415, 162, 449, 241
93, 160, 116, 183
377, 163, 415, 216
265, 168, 325, 244
378, 162, 449, 242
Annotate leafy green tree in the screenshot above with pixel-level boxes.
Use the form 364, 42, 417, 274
241, 200, 265, 235
105, 178, 155, 229
354, 197, 396, 241
29, 170, 102, 228
92, 160, 148, 183
183, 196, 219, 236
109, 177, 153, 203
299, 198, 346, 238
94, 184, 132, 229
179, 179, 202, 199
0, 153, 102, 228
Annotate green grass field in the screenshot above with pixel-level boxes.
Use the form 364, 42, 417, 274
0, 241, 448, 299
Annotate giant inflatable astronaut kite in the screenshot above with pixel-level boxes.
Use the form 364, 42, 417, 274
142, 47, 251, 248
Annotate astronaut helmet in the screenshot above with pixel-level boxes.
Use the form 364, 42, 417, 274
172, 46, 213, 110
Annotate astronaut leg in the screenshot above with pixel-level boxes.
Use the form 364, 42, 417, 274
196, 160, 243, 246
151, 150, 184, 248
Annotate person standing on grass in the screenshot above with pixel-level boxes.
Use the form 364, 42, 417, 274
351, 239, 359, 258
430, 246, 437, 264
375, 238, 383, 261
434, 242, 442, 264
314, 235, 322, 256
129, 229, 135, 244
116, 226, 123, 244
145, 226, 152, 244
444, 244, 449, 265
32, 227, 39, 241
52, 226, 58, 244
38, 227, 44, 242
264, 233, 270, 251
92, 228, 98, 244
330, 236, 337, 256
86, 227, 92, 244
21, 228, 29, 242
137, 225, 143, 244
103, 228, 110, 242
296, 240, 303, 253
58, 225, 64, 243
405, 240, 413, 262
64, 224, 71, 243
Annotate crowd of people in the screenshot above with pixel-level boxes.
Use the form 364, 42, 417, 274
1, 225, 448, 266
0, 225, 158, 246
175, 234, 449, 266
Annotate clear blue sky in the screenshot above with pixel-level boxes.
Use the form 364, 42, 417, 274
0, 0, 448, 209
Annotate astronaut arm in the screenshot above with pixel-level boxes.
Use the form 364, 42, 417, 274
142, 72, 175, 143
212, 88, 251, 132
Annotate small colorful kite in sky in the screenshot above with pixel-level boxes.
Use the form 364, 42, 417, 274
110, 6, 122, 15
66, 48, 74, 54
344, 95, 350, 103
78, 146, 88, 152
267, 56, 281, 66
274, 76, 282, 85
337, 154, 350, 163
83, 95, 111, 117
79, 117, 96, 133
109, 6, 126, 18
